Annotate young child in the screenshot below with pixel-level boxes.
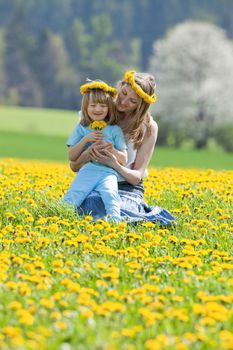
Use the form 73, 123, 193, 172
64, 80, 127, 222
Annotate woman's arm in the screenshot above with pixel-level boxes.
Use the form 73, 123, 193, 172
70, 141, 128, 172
90, 119, 158, 185
114, 149, 127, 166
104, 142, 127, 165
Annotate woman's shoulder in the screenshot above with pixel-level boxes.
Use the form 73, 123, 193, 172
145, 115, 158, 138
149, 114, 158, 130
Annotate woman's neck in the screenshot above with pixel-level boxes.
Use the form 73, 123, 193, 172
117, 110, 131, 121
117, 114, 129, 129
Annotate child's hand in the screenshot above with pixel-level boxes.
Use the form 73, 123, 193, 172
83, 131, 103, 144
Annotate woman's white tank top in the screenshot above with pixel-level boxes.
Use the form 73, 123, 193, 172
117, 141, 148, 182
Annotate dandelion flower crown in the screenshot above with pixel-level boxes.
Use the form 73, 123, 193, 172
80, 79, 117, 97
124, 70, 157, 104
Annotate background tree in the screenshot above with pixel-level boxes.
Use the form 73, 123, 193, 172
65, 14, 131, 89
32, 30, 78, 109
4, 6, 43, 106
1, 0, 233, 109
0, 29, 6, 102
149, 21, 233, 148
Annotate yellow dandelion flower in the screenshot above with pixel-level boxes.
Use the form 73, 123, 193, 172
40, 298, 55, 309
9, 301, 22, 310
54, 321, 67, 330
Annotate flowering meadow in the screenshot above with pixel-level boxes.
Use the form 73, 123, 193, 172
0, 158, 232, 350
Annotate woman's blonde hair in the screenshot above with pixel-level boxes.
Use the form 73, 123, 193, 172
117, 72, 156, 148
81, 89, 116, 126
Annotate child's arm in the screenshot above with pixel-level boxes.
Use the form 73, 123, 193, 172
68, 131, 103, 161
70, 148, 91, 172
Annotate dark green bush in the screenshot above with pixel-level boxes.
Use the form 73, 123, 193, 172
215, 124, 233, 152
155, 115, 187, 147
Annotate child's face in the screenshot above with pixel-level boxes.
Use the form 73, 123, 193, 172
87, 101, 109, 121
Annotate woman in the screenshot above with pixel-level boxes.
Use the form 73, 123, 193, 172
69, 70, 175, 225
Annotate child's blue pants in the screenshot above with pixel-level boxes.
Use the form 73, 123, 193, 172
64, 165, 120, 221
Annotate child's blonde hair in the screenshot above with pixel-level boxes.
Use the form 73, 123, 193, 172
81, 89, 116, 126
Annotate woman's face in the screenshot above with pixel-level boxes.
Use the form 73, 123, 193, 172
116, 85, 139, 114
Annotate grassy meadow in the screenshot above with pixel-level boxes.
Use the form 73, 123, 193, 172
0, 106, 232, 349
0, 158, 232, 350
0, 106, 232, 169
0, 105, 78, 136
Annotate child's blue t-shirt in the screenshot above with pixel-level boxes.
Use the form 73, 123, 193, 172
67, 123, 127, 175
67, 123, 126, 150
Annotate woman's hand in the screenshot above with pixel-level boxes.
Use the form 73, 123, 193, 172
91, 140, 113, 153
91, 141, 127, 166
89, 147, 118, 168
69, 140, 111, 170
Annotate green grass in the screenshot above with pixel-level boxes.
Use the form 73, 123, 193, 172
0, 105, 232, 169
151, 147, 233, 170
0, 105, 79, 136
0, 131, 68, 161
1, 130, 232, 170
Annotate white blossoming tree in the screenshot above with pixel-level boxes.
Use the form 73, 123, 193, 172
149, 21, 233, 148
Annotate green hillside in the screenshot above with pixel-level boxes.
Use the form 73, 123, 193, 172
0, 106, 232, 170
0, 105, 79, 136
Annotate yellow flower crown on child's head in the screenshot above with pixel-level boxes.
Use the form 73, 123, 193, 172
124, 70, 157, 104
80, 80, 117, 97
